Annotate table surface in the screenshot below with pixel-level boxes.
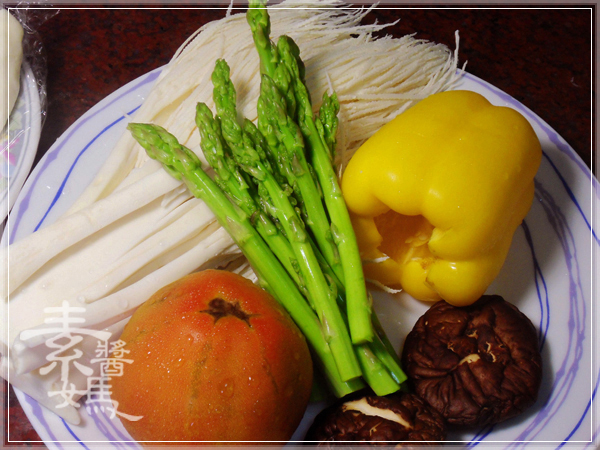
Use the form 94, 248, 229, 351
4, 4, 593, 448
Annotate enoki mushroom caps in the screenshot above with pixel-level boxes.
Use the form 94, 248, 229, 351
401, 295, 543, 428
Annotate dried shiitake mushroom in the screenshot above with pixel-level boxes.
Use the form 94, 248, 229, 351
305, 390, 446, 446
401, 295, 542, 428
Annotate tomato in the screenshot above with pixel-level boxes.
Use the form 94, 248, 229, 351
110, 269, 313, 443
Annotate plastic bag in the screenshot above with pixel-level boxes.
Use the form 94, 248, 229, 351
1, 5, 58, 224
11, 4, 59, 129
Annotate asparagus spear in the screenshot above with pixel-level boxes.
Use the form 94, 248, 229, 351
129, 84, 404, 396
127, 2, 405, 397
127, 122, 363, 397
257, 74, 343, 280
247, 0, 342, 282
316, 90, 339, 158
194, 100, 306, 296
277, 35, 374, 345
204, 68, 361, 382
210, 58, 406, 394
246, 0, 277, 85
247, 110, 404, 394
246, 0, 297, 120
246, 1, 373, 344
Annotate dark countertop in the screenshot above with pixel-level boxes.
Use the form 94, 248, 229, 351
3, 4, 593, 448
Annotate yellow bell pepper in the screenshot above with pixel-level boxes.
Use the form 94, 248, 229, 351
341, 90, 542, 306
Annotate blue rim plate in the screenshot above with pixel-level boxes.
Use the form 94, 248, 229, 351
4, 66, 598, 448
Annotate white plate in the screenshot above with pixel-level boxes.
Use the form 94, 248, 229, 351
4, 66, 598, 448
0, 62, 42, 226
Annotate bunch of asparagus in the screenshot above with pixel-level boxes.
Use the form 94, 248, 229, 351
128, 0, 405, 397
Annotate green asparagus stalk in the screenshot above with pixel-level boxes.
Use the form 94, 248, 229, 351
126, 1, 406, 398
246, 1, 372, 344
316, 90, 339, 158
210, 58, 407, 394
277, 35, 374, 345
208, 59, 310, 301
323, 251, 406, 390
127, 122, 363, 397
246, 0, 277, 84
194, 101, 306, 297
201, 73, 362, 381
247, 112, 404, 394
246, 0, 297, 120
257, 74, 343, 281
247, 0, 342, 281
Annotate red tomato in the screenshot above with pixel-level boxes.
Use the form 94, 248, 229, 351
110, 269, 313, 443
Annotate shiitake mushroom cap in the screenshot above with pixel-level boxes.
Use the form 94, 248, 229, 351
305, 389, 446, 446
401, 295, 543, 428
